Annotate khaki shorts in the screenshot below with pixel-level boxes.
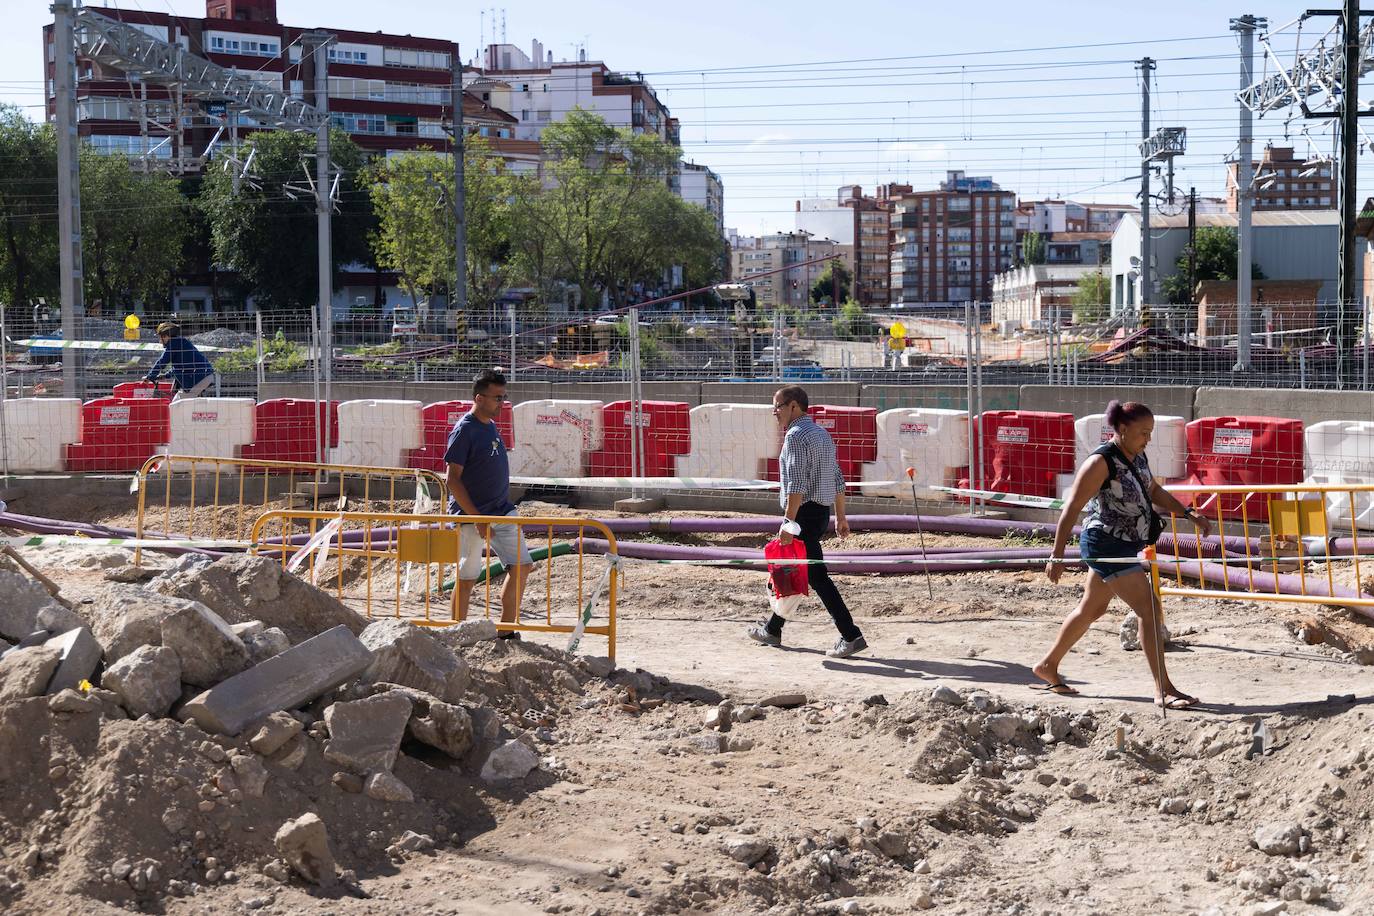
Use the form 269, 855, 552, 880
457, 509, 532, 580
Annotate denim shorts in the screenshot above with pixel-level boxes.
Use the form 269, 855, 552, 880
1078, 527, 1147, 581
456, 509, 533, 580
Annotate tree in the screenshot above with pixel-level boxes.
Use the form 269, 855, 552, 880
514, 108, 688, 310
1160, 226, 1265, 304
365, 138, 526, 313
810, 261, 854, 307
0, 105, 59, 311
1022, 231, 1046, 265
80, 149, 188, 313
1071, 270, 1111, 323
199, 128, 372, 311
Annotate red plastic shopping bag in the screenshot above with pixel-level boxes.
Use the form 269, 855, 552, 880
764, 537, 809, 616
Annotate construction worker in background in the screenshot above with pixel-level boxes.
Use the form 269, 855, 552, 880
145, 322, 217, 401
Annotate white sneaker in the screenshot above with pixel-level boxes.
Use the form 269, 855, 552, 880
746, 621, 782, 648
826, 635, 868, 658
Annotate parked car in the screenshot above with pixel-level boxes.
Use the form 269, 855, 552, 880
390, 305, 418, 339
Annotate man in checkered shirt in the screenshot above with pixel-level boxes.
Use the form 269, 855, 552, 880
747, 385, 868, 658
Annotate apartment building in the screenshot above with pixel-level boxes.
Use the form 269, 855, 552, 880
888, 172, 1016, 306
791, 185, 897, 308
1226, 145, 1335, 212
42, 0, 544, 172
731, 232, 851, 311
1013, 200, 1136, 266
679, 162, 725, 234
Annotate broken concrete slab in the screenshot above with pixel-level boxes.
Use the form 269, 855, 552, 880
161, 602, 251, 688
154, 554, 367, 645
0, 645, 61, 702
274, 813, 336, 887
480, 739, 540, 782
0, 562, 66, 643
178, 625, 373, 736
359, 619, 471, 702
364, 770, 413, 803
406, 695, 474, 759
243, 627, 291, 666
102, 645, 182, 718
37, 604, 87, 637
85, 587, 213, 664
44, 627, 101, 694
323, 692, 412, 775
249, 711, 304, 756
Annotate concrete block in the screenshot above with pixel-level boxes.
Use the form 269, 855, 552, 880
358, 619, 471, 702
102, 645, 181, 717
161, 603, 251, 688
0, 645, 61, 702
323, 692, 412, 774
613, 496, 666, 513
548, 381, 703, 406
1019, 384, 1195, 421
178, 625, 373, 736
44, 626, 101, 694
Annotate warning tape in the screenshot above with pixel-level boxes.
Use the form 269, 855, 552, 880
0, 534, 247, 550
13, 338, 231, 353
930, 486, 1066, 510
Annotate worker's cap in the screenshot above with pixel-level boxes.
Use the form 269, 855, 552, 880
156, 322, 180, 336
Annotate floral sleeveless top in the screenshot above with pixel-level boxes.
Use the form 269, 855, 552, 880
1083, 443, 1153, 543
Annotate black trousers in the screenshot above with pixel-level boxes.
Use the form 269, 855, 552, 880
768, 500, 861, 642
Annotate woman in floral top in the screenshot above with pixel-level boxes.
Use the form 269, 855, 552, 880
1032, 401, 1211, 710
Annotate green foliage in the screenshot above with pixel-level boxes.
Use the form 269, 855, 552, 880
1071, 270, 1111, 323
831, 300, 876, 340
1022, 231, 1047, 266
1160, 226, 1266, 304
510, 108, 723, 310
0, 106, 59, 309
212, 330, 306, 373
362, 137, 519, 312
199, 128, 372, 311
80, 149, 188, 312
810, 261, 854, 307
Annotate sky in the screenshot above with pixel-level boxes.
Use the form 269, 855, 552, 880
1, 0, 1368, 233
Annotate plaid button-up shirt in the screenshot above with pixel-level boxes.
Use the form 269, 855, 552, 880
779, 415, 844, 508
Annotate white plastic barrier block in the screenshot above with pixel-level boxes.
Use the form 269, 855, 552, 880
1303, 421, 1374, 530
1, 398, 81, 473
675, 403, 777, 480
509, 400, 604, 479
861, 408, 968, 499
164, 398, 256, 465
1073, 414, 1187, 480
334, 399, 423, 469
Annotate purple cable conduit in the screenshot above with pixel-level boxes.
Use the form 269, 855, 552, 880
0, 511, 229, 557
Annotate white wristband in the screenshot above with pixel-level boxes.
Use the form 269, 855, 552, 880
780, 520, 801, 536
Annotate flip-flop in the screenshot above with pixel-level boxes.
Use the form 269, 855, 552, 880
1155, 693, 1199, 710
1030, 681, 1080, 696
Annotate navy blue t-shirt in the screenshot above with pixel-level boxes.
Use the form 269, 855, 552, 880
443, 411, 514, 516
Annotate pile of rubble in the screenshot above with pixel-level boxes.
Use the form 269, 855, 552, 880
0, 551, 614, 907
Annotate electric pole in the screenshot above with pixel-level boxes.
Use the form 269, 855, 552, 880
303, 31, 333, 396
1231, 14, 1263, 372
451, 46, 467, 313
1187, 187, 1197, 296
52, 0, 84, 396
1338, 0, 1360, 374
1137, 57, 1155, 314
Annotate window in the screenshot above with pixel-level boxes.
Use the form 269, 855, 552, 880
207, 35, 278, 57
327, 48, 370, 65
1321, 196, 1332, 206
383, 47, 450, 70
290, 79, 304, 99
331, 113, 385, 134
329, 77, 385, 101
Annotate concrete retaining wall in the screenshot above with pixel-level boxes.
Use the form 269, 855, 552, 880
1193, 387, 1374, 427
1019, 385, 1197, 420
699, 382, 860, 406
859, 385, 1020, 412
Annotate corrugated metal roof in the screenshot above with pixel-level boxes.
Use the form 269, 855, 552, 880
1131, 210, 1340, 229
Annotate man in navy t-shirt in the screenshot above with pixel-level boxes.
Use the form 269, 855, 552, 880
444, 368, 531, 632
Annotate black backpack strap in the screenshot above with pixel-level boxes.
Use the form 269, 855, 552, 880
1090, 442, 1118, 487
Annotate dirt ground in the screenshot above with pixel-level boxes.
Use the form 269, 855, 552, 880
5, 501, 1374, 915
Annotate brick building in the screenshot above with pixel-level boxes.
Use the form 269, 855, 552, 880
1227, 145, 1335, 212
42, 0, 548, 173
731, 232, 851, 311
888, 171, 1016, 306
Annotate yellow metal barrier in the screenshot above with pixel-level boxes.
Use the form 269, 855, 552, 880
248, 510, 619, 661
133, 455, 446, 565
1151, 482, 1374, 612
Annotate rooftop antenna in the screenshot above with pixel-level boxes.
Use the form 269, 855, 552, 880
500, 8, 506, 46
